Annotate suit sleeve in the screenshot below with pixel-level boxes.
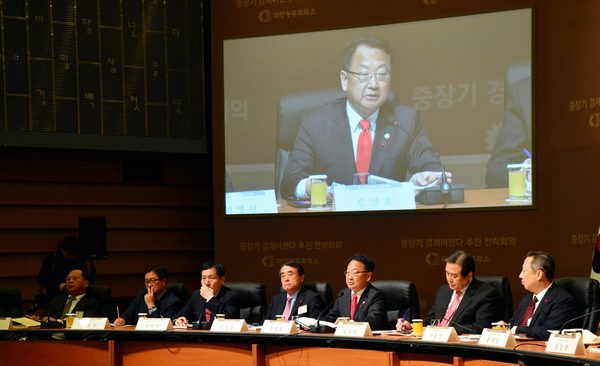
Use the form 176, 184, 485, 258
304, 292, 325, 318
280, 115, 316, 199
516, 293, 578, 340
265, 294, 280, 321
364, 290, 388, 330
175, 292, 198, 321
207, 289, 240, 320
462, 286, 501, 334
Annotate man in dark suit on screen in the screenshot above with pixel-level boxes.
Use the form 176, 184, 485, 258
265, 261, 324, 320
280, 35, 449, 200
398, 250, 500, 334
324, 253, 387, 330
174, 261, 240, 327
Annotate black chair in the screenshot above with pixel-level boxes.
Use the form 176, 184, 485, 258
0, 287, 23, 317
370, 280, 420, 330
302, 282, 333, 305
167, 282, 190, 305
555, 277, 600, 332
478, 276, 513, 321
226, 281, 267, 325
87, 285, 111, 318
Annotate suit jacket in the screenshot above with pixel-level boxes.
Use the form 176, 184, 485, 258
280, 98, 443, 198
265, 287, 324, 320
175, 285, 240, 323
509, 283, 577, 340
485, 77, 532, 188
120, 288, 181, 325
324, 283, 387, 330
45, 292, 104, 319
426, 278, 501, 334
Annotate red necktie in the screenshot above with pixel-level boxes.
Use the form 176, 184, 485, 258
518, 295, 538, 326
282, 296, 293, 320
205, 308, 212, 322
350, 293, 358, 319
356, 119, 372, 183
440, 291, 462, 326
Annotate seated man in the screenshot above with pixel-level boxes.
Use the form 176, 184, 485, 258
324, 253, 387, 330
43, 269, 103, 320
502, 251, 577, 339
397, 250, 500, 334
114, 265, 181, 326
174, 261, 240, 326
265, 261, 324, 320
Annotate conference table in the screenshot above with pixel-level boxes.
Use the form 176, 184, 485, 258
278, 188, 531, 213
3, 326, 600, 366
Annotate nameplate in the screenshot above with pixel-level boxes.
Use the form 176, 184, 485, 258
545, 333, 585, 355
135, 317, 173, 331
261, 320, 298, 334
210, 318, 248, 333
479, 328, 516, 347
333, 182, 415, 212
71, 317, 110, 330
225, 190, 278, 214
422, 326, 459, 342
334, 322, 372, 337
0, 317, 12, 330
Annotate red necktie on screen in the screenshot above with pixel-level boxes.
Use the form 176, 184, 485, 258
282, 295, 293, 320
440, 291, 462, 326
518, 295, 538, 326
205, 308, 212, 322
356, 119, 372, 183
350, 293, 358, 319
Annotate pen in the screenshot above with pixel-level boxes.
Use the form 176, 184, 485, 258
399, 311, 406, 331
117, 305, 120, 320
522, 148, 532, 159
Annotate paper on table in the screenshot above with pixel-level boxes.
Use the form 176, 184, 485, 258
12, 317, 41, 327
295, 317, 337, 329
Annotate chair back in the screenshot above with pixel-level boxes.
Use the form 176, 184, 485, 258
300, 282, 333, 305
555, 277, 600, 332
87, 285, 111, 317
478, 276, 513, 321
370, 280, 420, 329
226, 281, 267, 325
0, 286, 23, 317
167, 282, 190, 305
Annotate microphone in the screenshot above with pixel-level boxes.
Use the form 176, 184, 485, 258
558, 308, 600, 334
389, 110, 464, 205
310, 291, 344, 333
436, 317, 476, 334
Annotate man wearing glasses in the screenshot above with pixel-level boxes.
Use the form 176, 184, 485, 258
174, 261, 240, 327
114, 265, 181, 326
280, 35, 448, 200
323, 253, 387, 330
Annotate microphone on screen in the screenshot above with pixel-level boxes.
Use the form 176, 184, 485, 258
310, 291, 344, 333
558, 308, 600, 334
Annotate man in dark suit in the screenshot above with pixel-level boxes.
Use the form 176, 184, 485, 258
43, 269, 103, 320
398, 251, 500, 334
265, 261, 324, 320
114, 265, 181, 326
280, 35, 448, 200
324, 253, 387, 330
174, 261, 240, 326
504, 251, 577, 340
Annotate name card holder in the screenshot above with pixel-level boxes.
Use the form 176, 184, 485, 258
545, 333, 585, 355
71, 317, 110, 330
210, 318, 248, 333
333, 182, 416, 212
334, 322, 372, 337
478, 328, 516, 347
261, 320, 298, 334
225, 189, 278, 214
135, 317, 173, 331
422, 326, 459, 342
0, 317, 13, 330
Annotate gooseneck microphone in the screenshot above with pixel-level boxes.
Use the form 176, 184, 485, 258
558, 308, 600, 334
437, 317, 476, 334
310, 291, 344, 333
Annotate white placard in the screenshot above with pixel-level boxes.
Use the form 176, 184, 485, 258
478, 328, 516, 347
71, 317, 110, 330
334, 322, 372, 337
0, 317, 13, 330
422, 326, 459, 342
333, 182, 415, 212
545, 333, 585, 355
261, 320, 298, 334
210, 318, 248, 333
135, 317, 173, 331
226, 190, 278, 214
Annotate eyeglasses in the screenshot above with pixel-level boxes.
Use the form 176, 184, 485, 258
344, 70, 390, 83
343, 270, 369, 277
202, 276, 220, 281
144, 278, 162, 285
